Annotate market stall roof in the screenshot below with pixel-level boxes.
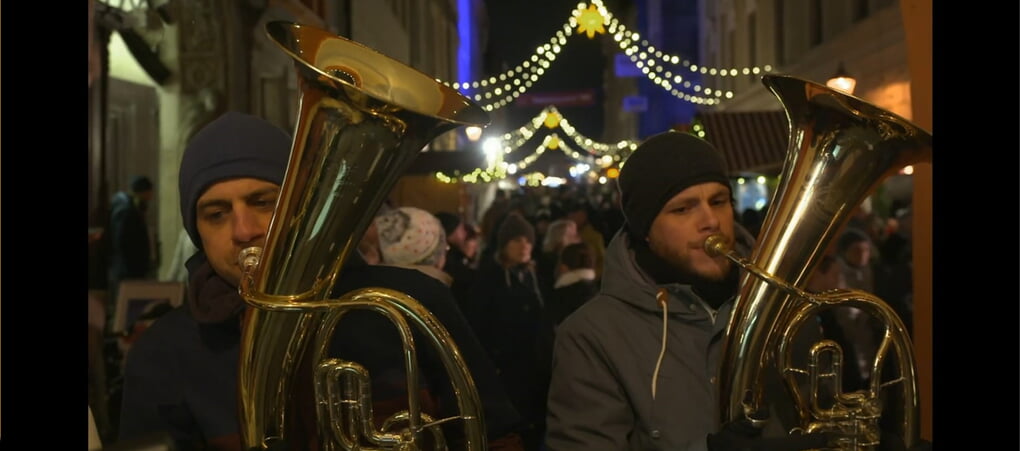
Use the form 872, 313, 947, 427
695, 110, 790, 175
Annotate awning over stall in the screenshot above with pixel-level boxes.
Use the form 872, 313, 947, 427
695, 110, 790, 175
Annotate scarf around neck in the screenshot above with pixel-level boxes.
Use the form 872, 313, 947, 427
185, 252, 246, 324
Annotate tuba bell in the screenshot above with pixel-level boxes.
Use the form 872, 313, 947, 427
704, 74, 931, 450
236, 21, 490, 450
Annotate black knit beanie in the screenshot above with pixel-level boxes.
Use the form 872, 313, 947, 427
617, 131, 730, 241
178, 111, 292, 250
130, 175, 154, 193
496, 213, 536, 249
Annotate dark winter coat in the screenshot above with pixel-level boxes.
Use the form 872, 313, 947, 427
118, 253, 523, 450
466, 257, 555, 450
107, 191, 151, 282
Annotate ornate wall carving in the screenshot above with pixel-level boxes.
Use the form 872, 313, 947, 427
177, 0, 227, 96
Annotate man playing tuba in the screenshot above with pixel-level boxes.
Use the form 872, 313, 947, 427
544, 131, 831, 451
117, 112, 526, 451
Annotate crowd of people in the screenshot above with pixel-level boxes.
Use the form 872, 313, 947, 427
88, 111, 926, 451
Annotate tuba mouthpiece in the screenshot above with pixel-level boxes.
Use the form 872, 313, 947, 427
704, 234, 730, 258
239, 246, 263, 273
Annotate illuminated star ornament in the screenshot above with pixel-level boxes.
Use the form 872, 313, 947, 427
576, 4, 606, 39
546, 135, 560, 149
543, 110, 562, 128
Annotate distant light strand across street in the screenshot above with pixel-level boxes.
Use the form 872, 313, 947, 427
437, 0, 774, 111
435, 106, 637, 184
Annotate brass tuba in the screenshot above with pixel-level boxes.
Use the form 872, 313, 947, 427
236, 21, 490, 450
704, 74, 931, 450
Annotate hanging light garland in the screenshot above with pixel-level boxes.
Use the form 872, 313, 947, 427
434, 105, 641, 184
499, 106, 639, 158
436, 129, 604, 184
439, 0, 774, 110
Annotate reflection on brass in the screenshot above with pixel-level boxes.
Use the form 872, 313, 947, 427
711, 74, 930, 450
237, 21, 490, 451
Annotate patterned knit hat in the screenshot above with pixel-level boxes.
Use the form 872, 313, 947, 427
375, 207, 447, 266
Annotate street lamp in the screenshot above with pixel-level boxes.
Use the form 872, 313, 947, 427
826, 62, 857, 95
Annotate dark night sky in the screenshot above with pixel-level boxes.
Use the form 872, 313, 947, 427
480, 0, 634, 177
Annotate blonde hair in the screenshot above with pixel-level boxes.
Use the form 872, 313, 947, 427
543, 219, 579, 254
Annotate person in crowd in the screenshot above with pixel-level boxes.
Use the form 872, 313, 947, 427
563, 200, 606, 279
547, 242, 598, 327
352, 200, 395, 266
835, 227, 883, 387
535, 218, 581, 302
467, 212, 554, 451
544, 131, 831, 451
435, 211, 479, 313
117, 111, 524, 451
838, 227, 877, 294
805, 253, 867, 393
461, 222, 482, 266
530, 210, 553, 261
875, 205, 914, 335
597, 190, 626, 245
375, 206, 450, 283
480, 189, 510, 246
331, 205, 525, 448
106, 175, 155, 304
477, 199, 528, 269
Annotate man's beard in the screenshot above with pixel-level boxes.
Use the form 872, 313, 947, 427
635, 240, 738, 309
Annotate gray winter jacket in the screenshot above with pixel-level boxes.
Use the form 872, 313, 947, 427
545, 227, 755, 451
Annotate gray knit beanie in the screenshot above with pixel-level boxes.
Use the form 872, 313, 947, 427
178, 111, 292, 249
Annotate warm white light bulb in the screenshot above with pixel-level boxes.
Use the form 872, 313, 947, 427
826, 76, 857, 95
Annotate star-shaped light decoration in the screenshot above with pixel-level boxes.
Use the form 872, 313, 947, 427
543, 109, 562, 129
546, 135, 560, 149
576, 4, 606, 39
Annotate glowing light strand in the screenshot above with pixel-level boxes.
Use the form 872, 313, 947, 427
437, 0, 774, 109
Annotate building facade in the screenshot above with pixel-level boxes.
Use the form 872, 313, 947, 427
698, 0, 910, 117
89, 0, 476, 282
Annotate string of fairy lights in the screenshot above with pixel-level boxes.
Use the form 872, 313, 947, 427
439, 0, 774, 111
499, 106, 637, 159
434, 106, 638, 184
434, 0, 776, 184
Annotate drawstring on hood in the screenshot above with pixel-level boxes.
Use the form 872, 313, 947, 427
650, 288, 669, 400
597, 225, 756, 403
